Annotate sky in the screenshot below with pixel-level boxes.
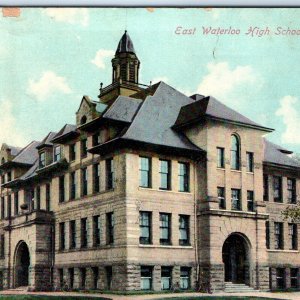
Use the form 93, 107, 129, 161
1, 8, 300, 152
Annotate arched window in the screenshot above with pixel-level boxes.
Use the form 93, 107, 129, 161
80, 115, 87, 125
231, 134, 240, 170
1, 157, 5, 164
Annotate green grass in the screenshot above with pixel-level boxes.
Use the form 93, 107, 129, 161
0, 296, 111, 300
155, 297, 284, 300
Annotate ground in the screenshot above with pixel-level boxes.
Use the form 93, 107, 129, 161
0, 292, 299, 300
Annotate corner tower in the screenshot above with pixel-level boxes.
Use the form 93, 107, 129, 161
98, 31, 143, 105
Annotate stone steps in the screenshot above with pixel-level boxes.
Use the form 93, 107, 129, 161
224, 282, 257, 293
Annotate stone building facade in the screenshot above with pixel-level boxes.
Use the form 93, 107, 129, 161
0, 31, 299, 292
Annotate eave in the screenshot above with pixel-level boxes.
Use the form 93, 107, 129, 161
89, 137, 205, 159
173, 115, 274, 133
51, 131, 79, 144
263, 161, 300, 173
78, 117, 129, 132
0, 161, 32, 172
36, 159, 68, 177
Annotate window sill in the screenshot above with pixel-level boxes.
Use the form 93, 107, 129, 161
246, 171, 254, 175
267, 249, 299, 253
217, 167, 225, 170
139, 244, 193, 249
138, 187, 191, 195
231, 169, 242, 173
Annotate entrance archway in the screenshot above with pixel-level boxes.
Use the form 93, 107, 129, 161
222, 233, 250, 284
14, 241, 30, 287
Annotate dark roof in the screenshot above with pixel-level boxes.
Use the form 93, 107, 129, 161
37, 132, 57, 149
175, 95, 273, 132
121, 82, 202, 153
7, 145, 22, 156
116, 31, 136, 54
103, 96, 142, 123
12, 141, 40, 166
263, 139, 300, 168
51, 124, 77, 143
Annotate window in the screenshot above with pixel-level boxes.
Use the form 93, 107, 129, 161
69, 268, 74, 290
231, 189, 241, 211
139, 157, 151, 188
0, 197, 4, 219
276, 268, 285, 289
247, 190, 254, 212
7, 172, 12, 182
217, 147, 225, 168
92, 267, 99, 289
179, 162, 190, 192
246, 152, 254, 172
107, 212, 114, 244
106, 266, 112, 290
231, 134, 240, 170
218, 187, 226, 209
69, 220, 76, 249
106, 159, 114, 190
180, 267, 191, 290
291, 268, 298, 289
35, 187, 40, 210
81, 218, 88, 248
59, 222, 65, 250
39, 152, 46, 168
59, 175, 65, 203
160, 213, 171, 245
1, 174, 5, 185
81, 115, 87, 125
266, 221, 270, 249
46, 183, 51, 211
273, 176, 282, 203
159, 159, 171, 190
93, 163, 100, 193
59, 269, 64, 288
92, 133, 100, 146
7, 195, 11, 218
81, 168, 88, 196
81, 138, 88, 158
139, 212, 151, 244
141, 266, 152, 290
179, 215, 190, 246
93, 215, 101, 246
14, 192, 19, 215
161, 267, 172, 290
0, 235, 4, 257
274, 222, 284, 250
289, 223, 297, 250
54, 146, 61, 162
70, 172, 76, 200
263, 175, 269, 201
80, 268, 86, 289
69, 144, 76, 161
288, 178, 297, 204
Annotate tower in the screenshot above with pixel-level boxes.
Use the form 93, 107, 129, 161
112, 30, 140, 84
98, 31, 143, 105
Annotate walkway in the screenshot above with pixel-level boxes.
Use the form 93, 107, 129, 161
1, 290, 300, 300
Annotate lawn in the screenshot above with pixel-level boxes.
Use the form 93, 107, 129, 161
0, 297, 111, 300
156, 297, 283, 300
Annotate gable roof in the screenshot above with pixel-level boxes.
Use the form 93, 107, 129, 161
120, 82, 202, 153
12, 141, 40, 166
51, 124, 78, 143
174, 96, 273, 132
37, 132, 57, 149
103, 96, 142, 123
263, 139, 300, 169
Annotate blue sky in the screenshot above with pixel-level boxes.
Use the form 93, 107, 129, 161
1, 8, 300, 152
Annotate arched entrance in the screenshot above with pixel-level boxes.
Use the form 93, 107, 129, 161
14, 241, 30, 287
222, 233, 250, 284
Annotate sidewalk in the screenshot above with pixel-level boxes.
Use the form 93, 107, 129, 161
0, 290, 299, 300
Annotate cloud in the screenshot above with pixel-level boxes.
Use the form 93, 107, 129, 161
27, 71, 72, 101
276, 95, 300, 144
91, 50, 114, 69
0, 100, 27, 147
197, 62, 259, 103
43, 8, 89, 26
